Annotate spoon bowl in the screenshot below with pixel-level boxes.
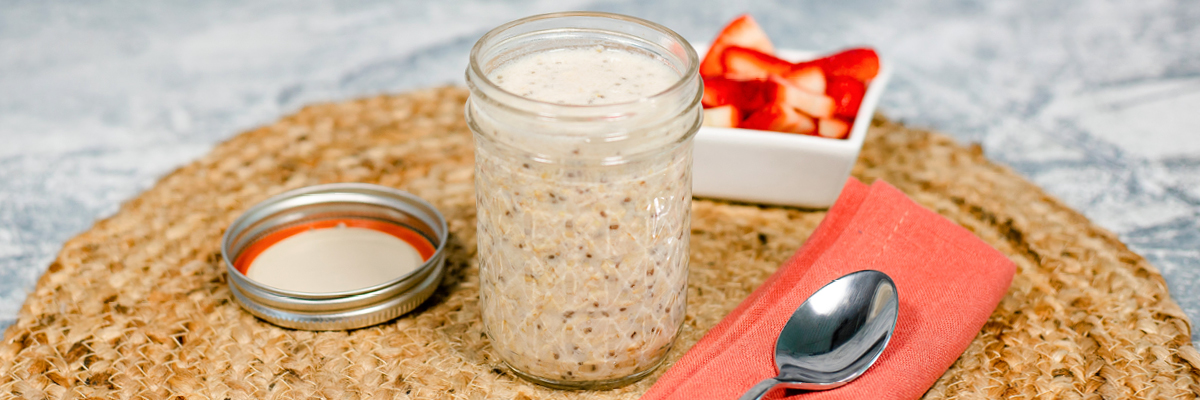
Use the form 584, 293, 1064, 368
739, 270, 899, 400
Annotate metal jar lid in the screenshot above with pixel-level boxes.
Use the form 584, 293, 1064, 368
220, 183, 449, 330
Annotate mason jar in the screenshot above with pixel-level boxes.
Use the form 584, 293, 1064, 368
465, 12, 702, 390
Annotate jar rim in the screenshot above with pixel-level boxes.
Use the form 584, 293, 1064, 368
467, 11, 700, 113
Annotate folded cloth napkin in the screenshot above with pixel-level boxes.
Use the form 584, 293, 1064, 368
642, 178, 1016, 400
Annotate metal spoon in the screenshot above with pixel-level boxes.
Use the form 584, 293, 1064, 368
738, 270, 899, 400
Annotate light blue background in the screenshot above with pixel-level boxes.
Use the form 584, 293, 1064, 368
2, 1, 1198, 347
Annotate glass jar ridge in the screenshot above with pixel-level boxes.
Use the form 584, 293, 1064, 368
466, 12, 702, 389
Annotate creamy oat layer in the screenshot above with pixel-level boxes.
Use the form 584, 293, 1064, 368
490, 46, 677, 105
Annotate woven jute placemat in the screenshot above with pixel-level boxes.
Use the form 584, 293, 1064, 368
2, 87, 1198, 399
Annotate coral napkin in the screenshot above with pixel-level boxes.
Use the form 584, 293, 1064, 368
642, 178, 1015, 400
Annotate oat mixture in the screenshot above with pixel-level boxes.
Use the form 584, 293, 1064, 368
476, 142, 691, 382
476, 46, 692, 383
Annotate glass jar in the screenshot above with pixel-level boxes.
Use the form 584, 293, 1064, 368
465, 12, 702, 389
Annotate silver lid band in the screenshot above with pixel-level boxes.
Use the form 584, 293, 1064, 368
221, 183, 449, 330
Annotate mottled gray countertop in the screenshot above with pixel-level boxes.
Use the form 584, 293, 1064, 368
1, 1, 1197, 346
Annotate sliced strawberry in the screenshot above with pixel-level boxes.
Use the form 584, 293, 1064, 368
779, 62, 825, 94
722, 47, 792, 80
766, 76, 834, 119
820, 48, 880, 82
742, 102, 816, 135
817, 117, 852, 139
702, 77, 737, 108
702, 105, 741, 128
825, 76, 866, 118
702, 76, 770, 110
699, 14, 775, 77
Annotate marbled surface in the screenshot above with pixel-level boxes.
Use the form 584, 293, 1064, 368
1, 0, 1197, 347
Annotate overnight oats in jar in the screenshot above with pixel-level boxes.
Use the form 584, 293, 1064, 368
465, 12, 702, 389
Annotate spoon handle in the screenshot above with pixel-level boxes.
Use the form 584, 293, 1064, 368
738, 377, 781, 400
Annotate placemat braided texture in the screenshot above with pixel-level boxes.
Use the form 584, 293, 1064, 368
2, 87, 1198, 399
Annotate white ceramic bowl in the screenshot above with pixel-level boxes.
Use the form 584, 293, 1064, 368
692, 48, 892, 209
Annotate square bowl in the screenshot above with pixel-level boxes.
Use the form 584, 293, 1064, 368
692, 47, 892, 209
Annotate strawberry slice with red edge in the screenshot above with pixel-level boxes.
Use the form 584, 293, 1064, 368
722, 47, 792, 80
779, 61, 825, 94
742, 101, 816, 135
817, 117, 852, 139
702, 76, 770, 110
819, 48, 880, 82
698, 14, 876, 140
766, 76, 834, 119
702, 105, 741, 128
825, 76, 866, 119
700, 14, 775, 77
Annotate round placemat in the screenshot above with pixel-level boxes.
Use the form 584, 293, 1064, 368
1, 87, 1196, 399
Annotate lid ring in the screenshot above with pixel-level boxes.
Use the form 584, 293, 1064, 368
221, 183, 450, 330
